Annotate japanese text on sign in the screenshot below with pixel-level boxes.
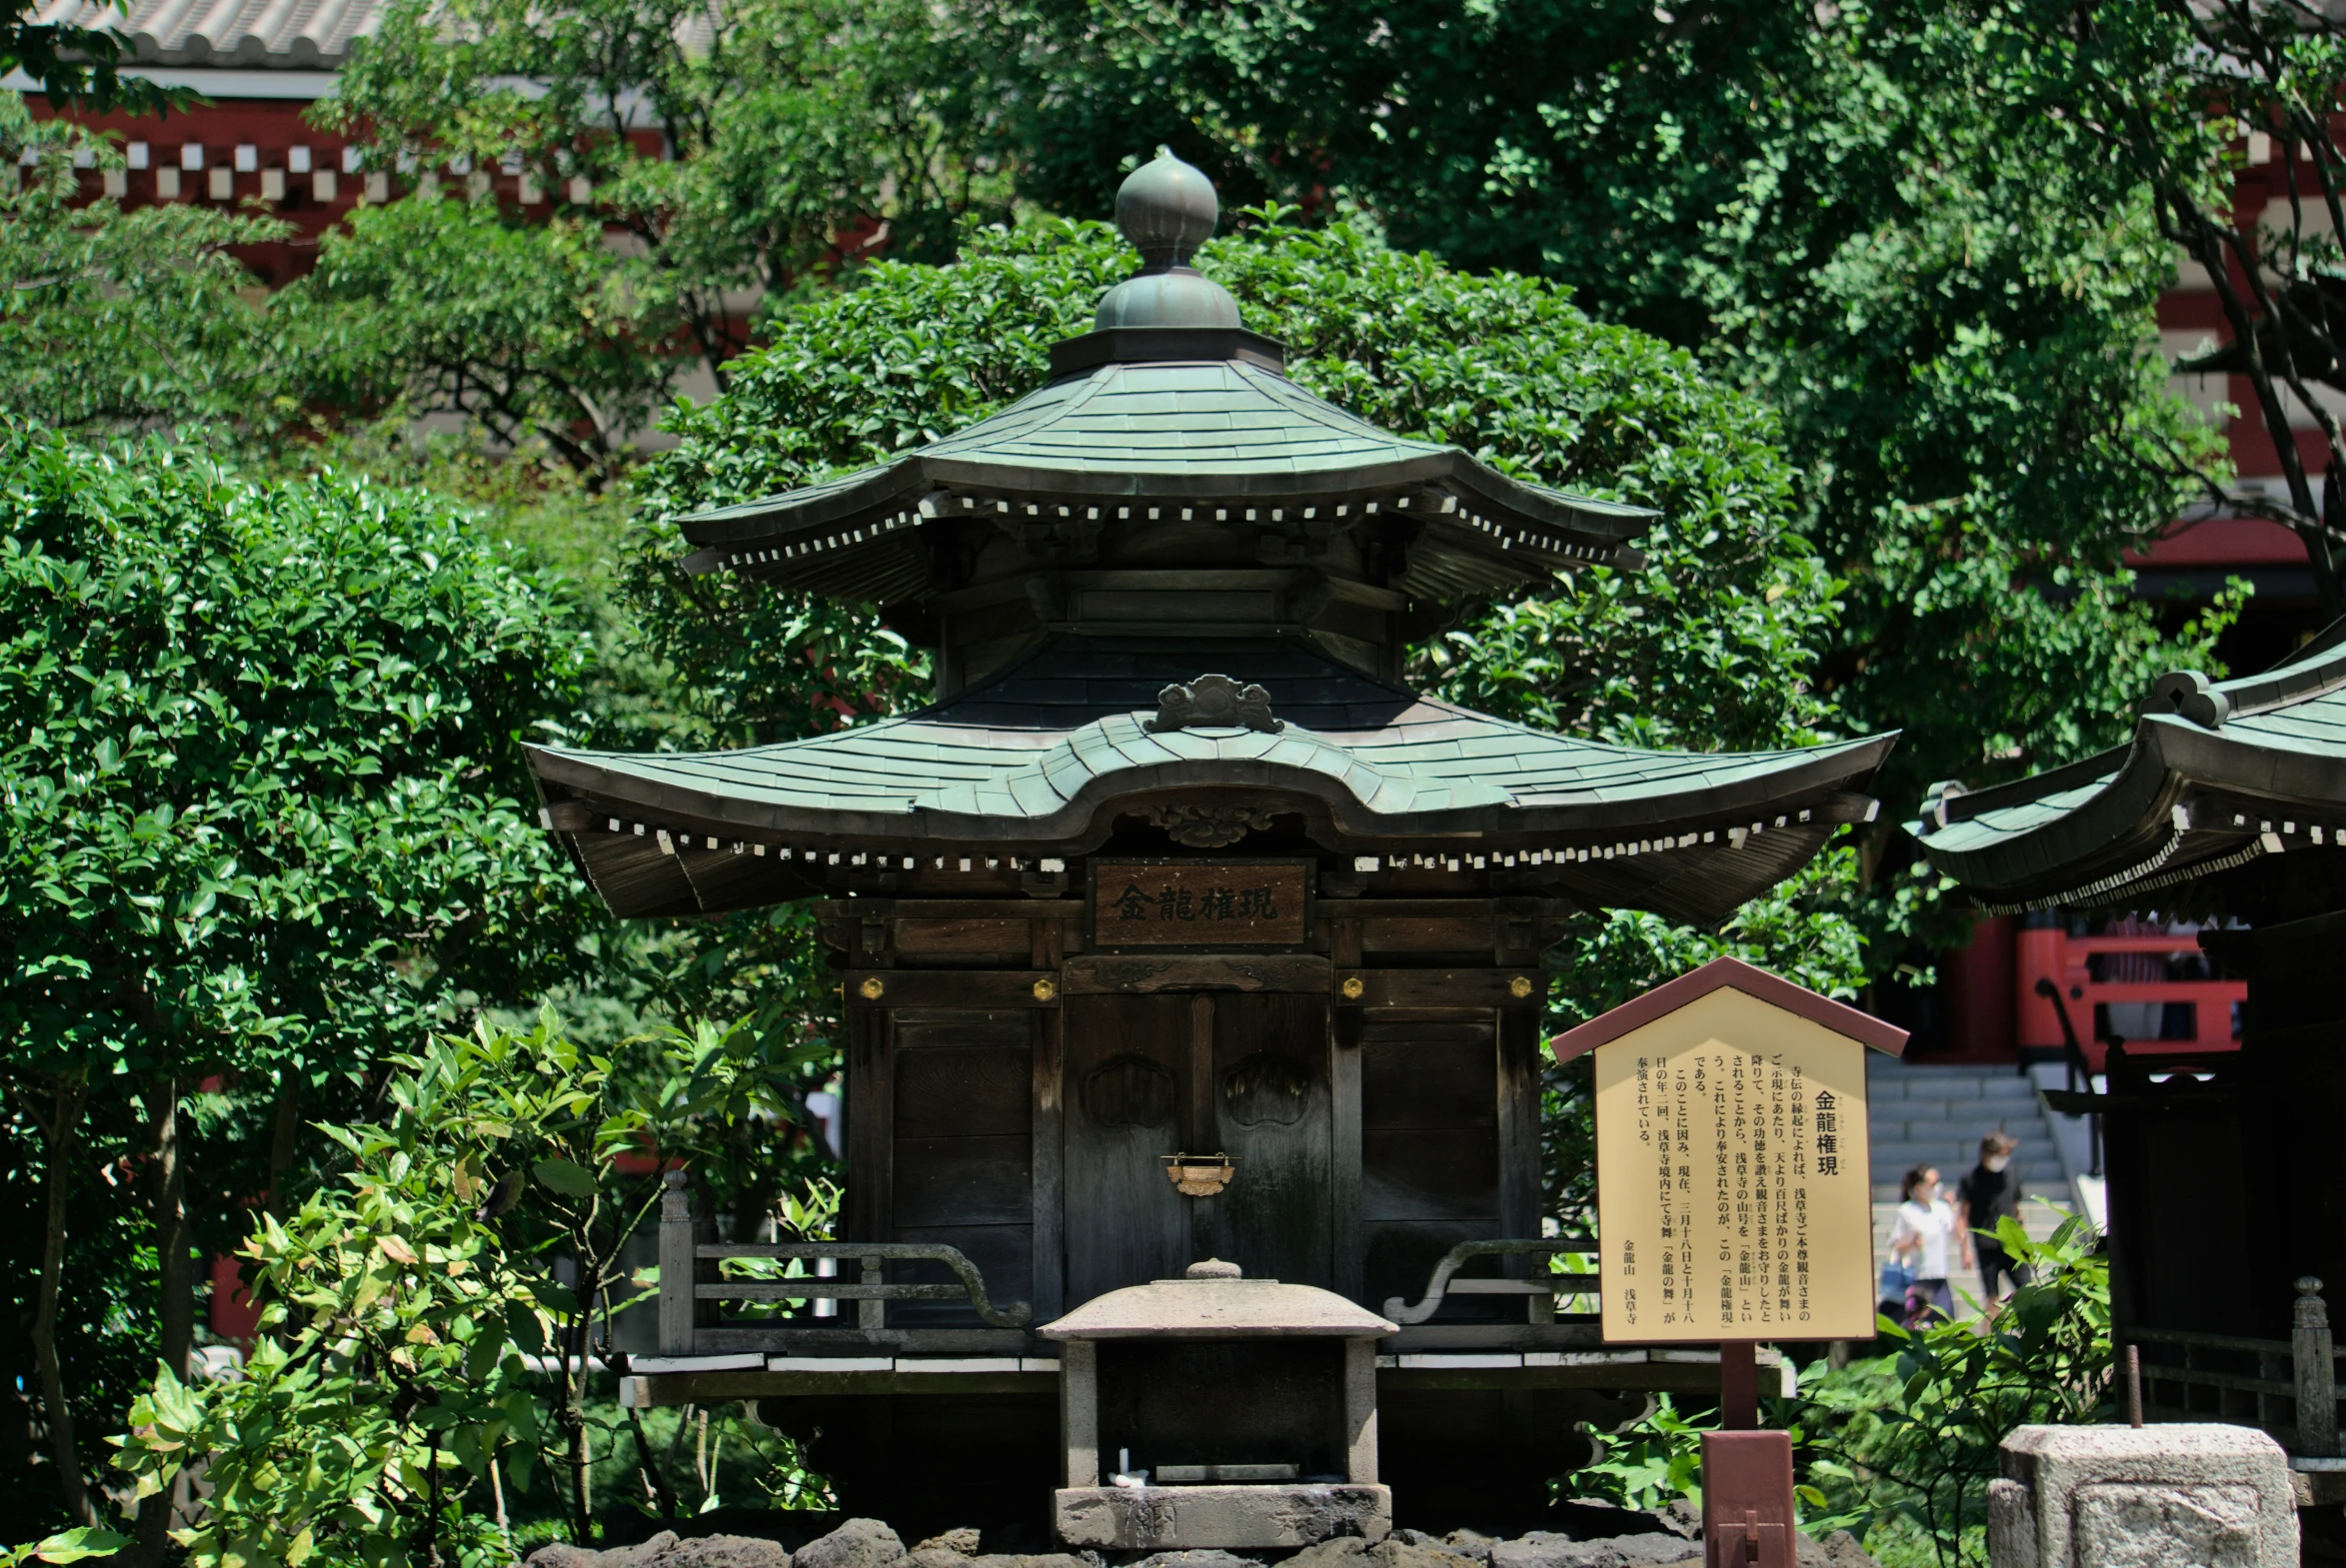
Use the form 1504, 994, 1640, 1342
1591, 987, 1875, 1341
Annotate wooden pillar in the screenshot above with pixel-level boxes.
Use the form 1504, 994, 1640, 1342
844, 1007, 894, 1248
1341, 1337, 1378, 1484
844, 909, 896, 1257
1330, 916, 1364, 1302
1033, 914, 1067, 1322
1495, 1003, 1543, 1263
1062, 1339, 1100, 1487
2296, 1277, 2338, 1457
1719, 1340, 1758, 1430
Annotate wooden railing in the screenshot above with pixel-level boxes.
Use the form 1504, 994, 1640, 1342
658, 1170, 1030, 1356
1382, 1239, 1599, 1325
2130, 1276, 2340, 1457
2017, 926, 2245, 1067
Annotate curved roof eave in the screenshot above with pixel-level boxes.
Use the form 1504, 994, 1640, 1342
676, 447, 1649, 569
525, 730, 1892, 846
1911, 715, 2346, 900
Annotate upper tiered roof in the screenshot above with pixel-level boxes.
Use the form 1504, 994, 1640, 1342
675, 149, 1652, 611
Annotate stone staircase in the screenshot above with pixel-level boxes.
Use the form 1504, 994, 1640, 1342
1866, 1054, 2075, 1260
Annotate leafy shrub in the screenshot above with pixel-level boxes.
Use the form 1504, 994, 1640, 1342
1802, 1212, 2112, 1566
108, 1010, 834, 1566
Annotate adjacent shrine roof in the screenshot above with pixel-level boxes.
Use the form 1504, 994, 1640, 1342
529, 634, 1892, 926
1911, 624, 2346, 911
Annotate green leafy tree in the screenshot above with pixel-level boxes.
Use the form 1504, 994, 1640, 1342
1930, 0, 2346, 619
0, 113, 309, 437
2, 0, 184, 112
0, 427, 593, 1547
296, 195, 681, 483
301, 0, 1008, 470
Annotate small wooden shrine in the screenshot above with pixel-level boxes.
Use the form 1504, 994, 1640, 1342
1910, 635, 2346, 1465
532, 151, 1894, 1535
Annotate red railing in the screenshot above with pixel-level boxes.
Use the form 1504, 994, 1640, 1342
2016, 927, 2245, 1070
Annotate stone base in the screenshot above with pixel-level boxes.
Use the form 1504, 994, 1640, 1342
1054, 1484, 1393, 1550
1990, 1424, 2296, 1568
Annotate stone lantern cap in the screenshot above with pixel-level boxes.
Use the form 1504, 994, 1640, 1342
1040, 1260, 1398, 1340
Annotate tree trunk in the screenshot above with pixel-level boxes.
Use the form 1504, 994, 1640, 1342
30, 1071, 95, 1527
563, 1289, 597, 1541
266, 1069, 302, 1214
132, 1074, 192, 1566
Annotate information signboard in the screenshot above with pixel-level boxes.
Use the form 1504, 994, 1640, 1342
1552, 958, 1907, 1343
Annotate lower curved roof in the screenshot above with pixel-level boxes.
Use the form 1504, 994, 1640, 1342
528, 635, 1893, 925
1912, 625, 2346, 911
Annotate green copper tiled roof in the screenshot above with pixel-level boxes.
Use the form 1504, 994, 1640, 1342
538, 699, 1875, 825
675, 345, 1656, 606
531, 635, 1893, 924
1914, 625, 2346, 910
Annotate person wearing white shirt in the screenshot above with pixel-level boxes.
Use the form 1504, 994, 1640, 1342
1888, 1166, 1963, 1325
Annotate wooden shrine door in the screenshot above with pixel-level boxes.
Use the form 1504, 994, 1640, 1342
1063, 988, 1334, 1306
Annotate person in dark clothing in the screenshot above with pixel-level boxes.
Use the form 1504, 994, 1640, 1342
1955, 1131, 2032, 1312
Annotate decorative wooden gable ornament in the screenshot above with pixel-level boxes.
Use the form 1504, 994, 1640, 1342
1551, 957, 1908, 1343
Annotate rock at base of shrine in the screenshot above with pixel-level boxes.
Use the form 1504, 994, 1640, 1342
525, 1530, 794, 1567
1287, 1533, 1483, 1568
1053, 1483, 1392, 1551
1128, 1551, 1266, 1568
1795, 1533, 1878, 1568
915, 1531, 983, 1557
1989, 1424, 2296, 1568
795, 1518, 908, 1568
1486, 1533, 1700, 1568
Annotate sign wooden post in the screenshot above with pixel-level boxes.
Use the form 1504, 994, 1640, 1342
1551, 957, 1908, 1568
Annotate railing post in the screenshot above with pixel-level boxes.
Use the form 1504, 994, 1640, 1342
859, 1254, 885, 1332
2295, 1276, 2337, 1457
660, 1168, 695, 1355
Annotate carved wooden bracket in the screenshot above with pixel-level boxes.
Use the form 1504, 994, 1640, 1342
1145, 674, 1283, 736
1136, 799, 1280, 847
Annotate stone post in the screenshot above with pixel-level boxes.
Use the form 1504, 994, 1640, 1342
1342, 1338, 1378, 1485
1987, 1424, 2297, 1568
659, 1169, 695, 1355
2295, 1277, 2337, 1459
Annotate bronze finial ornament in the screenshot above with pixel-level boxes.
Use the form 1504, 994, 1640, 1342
1092, 147, 1243, 331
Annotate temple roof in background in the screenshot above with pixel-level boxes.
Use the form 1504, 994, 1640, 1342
25, 0, 384, 68
1912, 622, 2346, 911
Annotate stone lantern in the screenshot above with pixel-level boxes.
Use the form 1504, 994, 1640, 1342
1042, 1259, 1396, 1550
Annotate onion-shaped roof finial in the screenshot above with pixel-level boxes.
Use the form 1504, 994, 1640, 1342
1117, 145, 1219, 268
1095, 146, 1242, 331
